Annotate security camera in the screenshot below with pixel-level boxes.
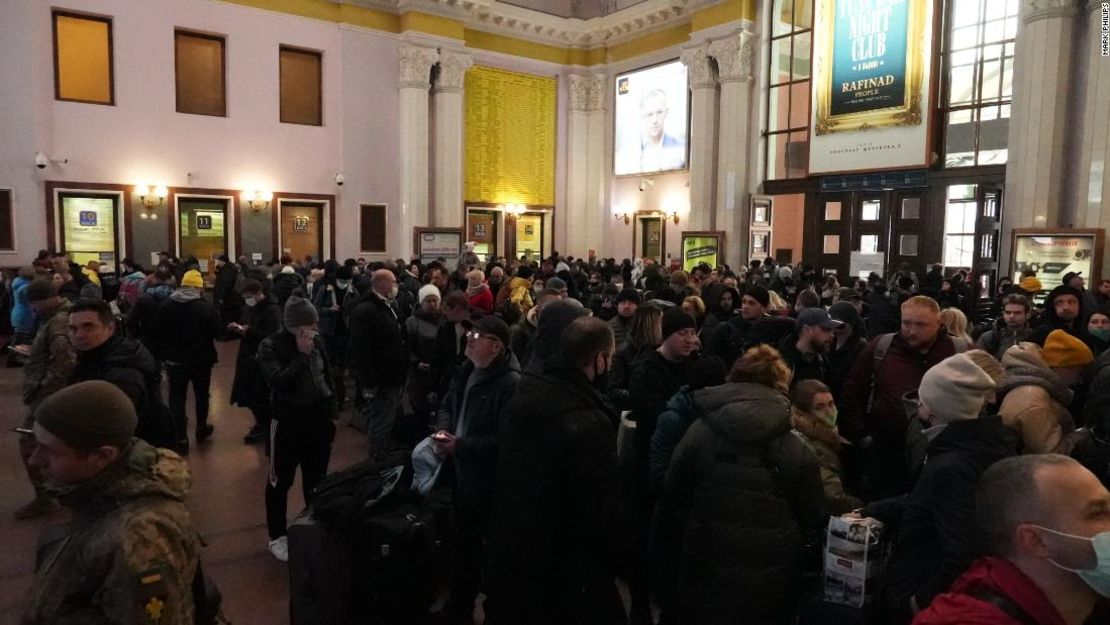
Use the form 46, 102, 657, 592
35, 152, 47, 169
334, 172, 345, 186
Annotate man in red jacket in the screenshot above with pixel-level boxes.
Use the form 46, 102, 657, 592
840, 295, 960, 499
914, 454, 1110, 625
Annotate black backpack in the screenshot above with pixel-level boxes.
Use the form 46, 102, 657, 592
311, 451, 414, 532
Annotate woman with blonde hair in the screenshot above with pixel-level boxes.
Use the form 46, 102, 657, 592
939, 307, 973, 346
660, 345, 824, 624
682, 295, 706, 332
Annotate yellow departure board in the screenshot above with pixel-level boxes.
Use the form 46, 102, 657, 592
464, 66, 556, 207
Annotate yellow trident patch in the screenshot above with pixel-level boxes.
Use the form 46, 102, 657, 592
144, 596, 165, 622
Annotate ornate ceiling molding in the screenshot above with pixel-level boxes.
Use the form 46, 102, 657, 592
1022, 0, 1080, 23
348, 0, 727, 48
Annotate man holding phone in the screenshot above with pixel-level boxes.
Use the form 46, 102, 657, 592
433, 315, 521, 622
256, 296, 338, 562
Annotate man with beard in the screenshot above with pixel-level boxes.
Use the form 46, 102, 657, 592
1031, 285, 1099, 351
778, 307, 843, 388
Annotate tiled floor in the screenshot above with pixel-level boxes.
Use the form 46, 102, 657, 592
0, 340, 368, 625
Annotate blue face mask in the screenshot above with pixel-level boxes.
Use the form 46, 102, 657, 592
1091, 328, 1110, 342
1037, 526, 1110, 597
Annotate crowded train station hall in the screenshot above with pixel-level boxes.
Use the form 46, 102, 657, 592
2, 0, 1110, 623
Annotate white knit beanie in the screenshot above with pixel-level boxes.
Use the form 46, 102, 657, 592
918, 353, 997, 424
418, 284, 440, 304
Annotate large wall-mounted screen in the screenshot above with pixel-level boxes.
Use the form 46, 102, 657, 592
614, 60, 689, 176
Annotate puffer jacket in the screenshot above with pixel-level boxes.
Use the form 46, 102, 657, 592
997, 342, 1075, 454
150, 288, 222, 366
23, 441, 198, 625
72, 335, 176, 449
435, 352, 521, 504
974, 318, 1032, 360
11, 276, 34, 334
662, 382, 825, 624
649, 386, 701, 491
791, 408, 861, 515
867, 417, 1016, 618
405, 309, 443, 414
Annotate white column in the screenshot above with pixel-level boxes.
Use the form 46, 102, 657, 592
709, 31, 755, 271
584, 73, 608, 257
1076, 0, 1110, 274
1002, 0, 1079, 248
681, 45, 718, 232
566, 73, 607, 257
398, 44, 439, 259
432, 49, 472, 228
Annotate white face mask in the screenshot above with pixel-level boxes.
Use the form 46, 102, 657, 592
244, 296, 257, 307
389, 284, 399, 300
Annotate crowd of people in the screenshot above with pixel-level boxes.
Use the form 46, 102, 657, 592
4, 248, 1110, 625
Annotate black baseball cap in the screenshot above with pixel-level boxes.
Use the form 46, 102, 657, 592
796, 308, 844, 331
462, 316, 511, 348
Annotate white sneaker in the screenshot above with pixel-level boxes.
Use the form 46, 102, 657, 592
268, 536, 289, 562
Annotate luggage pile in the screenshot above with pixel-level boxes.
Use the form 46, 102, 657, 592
288, 452, 451, 625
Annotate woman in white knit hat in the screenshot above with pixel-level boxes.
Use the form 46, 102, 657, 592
861, 352, 1018, 624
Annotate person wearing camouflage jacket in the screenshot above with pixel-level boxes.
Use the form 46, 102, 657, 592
23, 381, 199, 625
15, 280, 76, 519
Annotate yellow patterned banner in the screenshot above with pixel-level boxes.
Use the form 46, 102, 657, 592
465, 66, 556, 207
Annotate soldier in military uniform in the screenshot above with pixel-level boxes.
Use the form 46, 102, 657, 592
22, 380, 199, 625
14, 279, 76, 519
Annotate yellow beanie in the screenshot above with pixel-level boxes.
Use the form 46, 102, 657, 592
1018, 276, 1043, 293
181, 269, 204, 289
1042, 329, 1093, 368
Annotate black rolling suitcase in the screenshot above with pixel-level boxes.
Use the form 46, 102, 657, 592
288, 510, 353, 625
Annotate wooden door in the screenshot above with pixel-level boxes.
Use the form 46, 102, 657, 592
467, 210, 497, 262
179, 198, 228, 274
280, 202, 322, 263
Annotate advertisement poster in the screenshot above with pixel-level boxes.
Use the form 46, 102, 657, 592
614, 60, 689, 176
62, 196, 116, 265
1012, 234, 1098, 292
809, 0, 934, 173
682, 233, 722, 271
418, 230, 462, 264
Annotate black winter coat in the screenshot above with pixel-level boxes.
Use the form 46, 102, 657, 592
125, 285, 174, 356
629, 351, 693, 490
662, 382, 825, 624
607, 342, 654, 411
255, 330, 337, 421
864, 416, 1017, 614
213, 263, 242, 305
435, 353, 521, 504
271, 271, 305, 308
346, 292, 407, 390
230, 296, 282, 407
151, 293, 222, 366
484, 368, 624, 625
776, 333, 828, 388
72, 335, 176, 449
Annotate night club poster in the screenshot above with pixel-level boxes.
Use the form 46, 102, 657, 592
809, 0, 934, 174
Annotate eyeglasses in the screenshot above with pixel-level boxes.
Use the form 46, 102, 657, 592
465, 331, 488, 341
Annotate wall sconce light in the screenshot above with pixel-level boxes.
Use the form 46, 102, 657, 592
243, 190, 273, 214
136, 185, 167, 219
613, 210, 632, 225
663, 209, 680, 225
500, 203, 527, 216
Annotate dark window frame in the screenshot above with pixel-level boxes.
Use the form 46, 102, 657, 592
938, 0, 1016, 168
52, 10, 116, 106
763, 0, 813, 182
279, 45, 323, 126
174, 29, 228, 117
0, 188, 13, 251
359, 204, 387, 254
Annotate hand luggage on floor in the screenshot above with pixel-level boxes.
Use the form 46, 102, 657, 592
348, 500, 443, 624
288, 510, 353, 625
